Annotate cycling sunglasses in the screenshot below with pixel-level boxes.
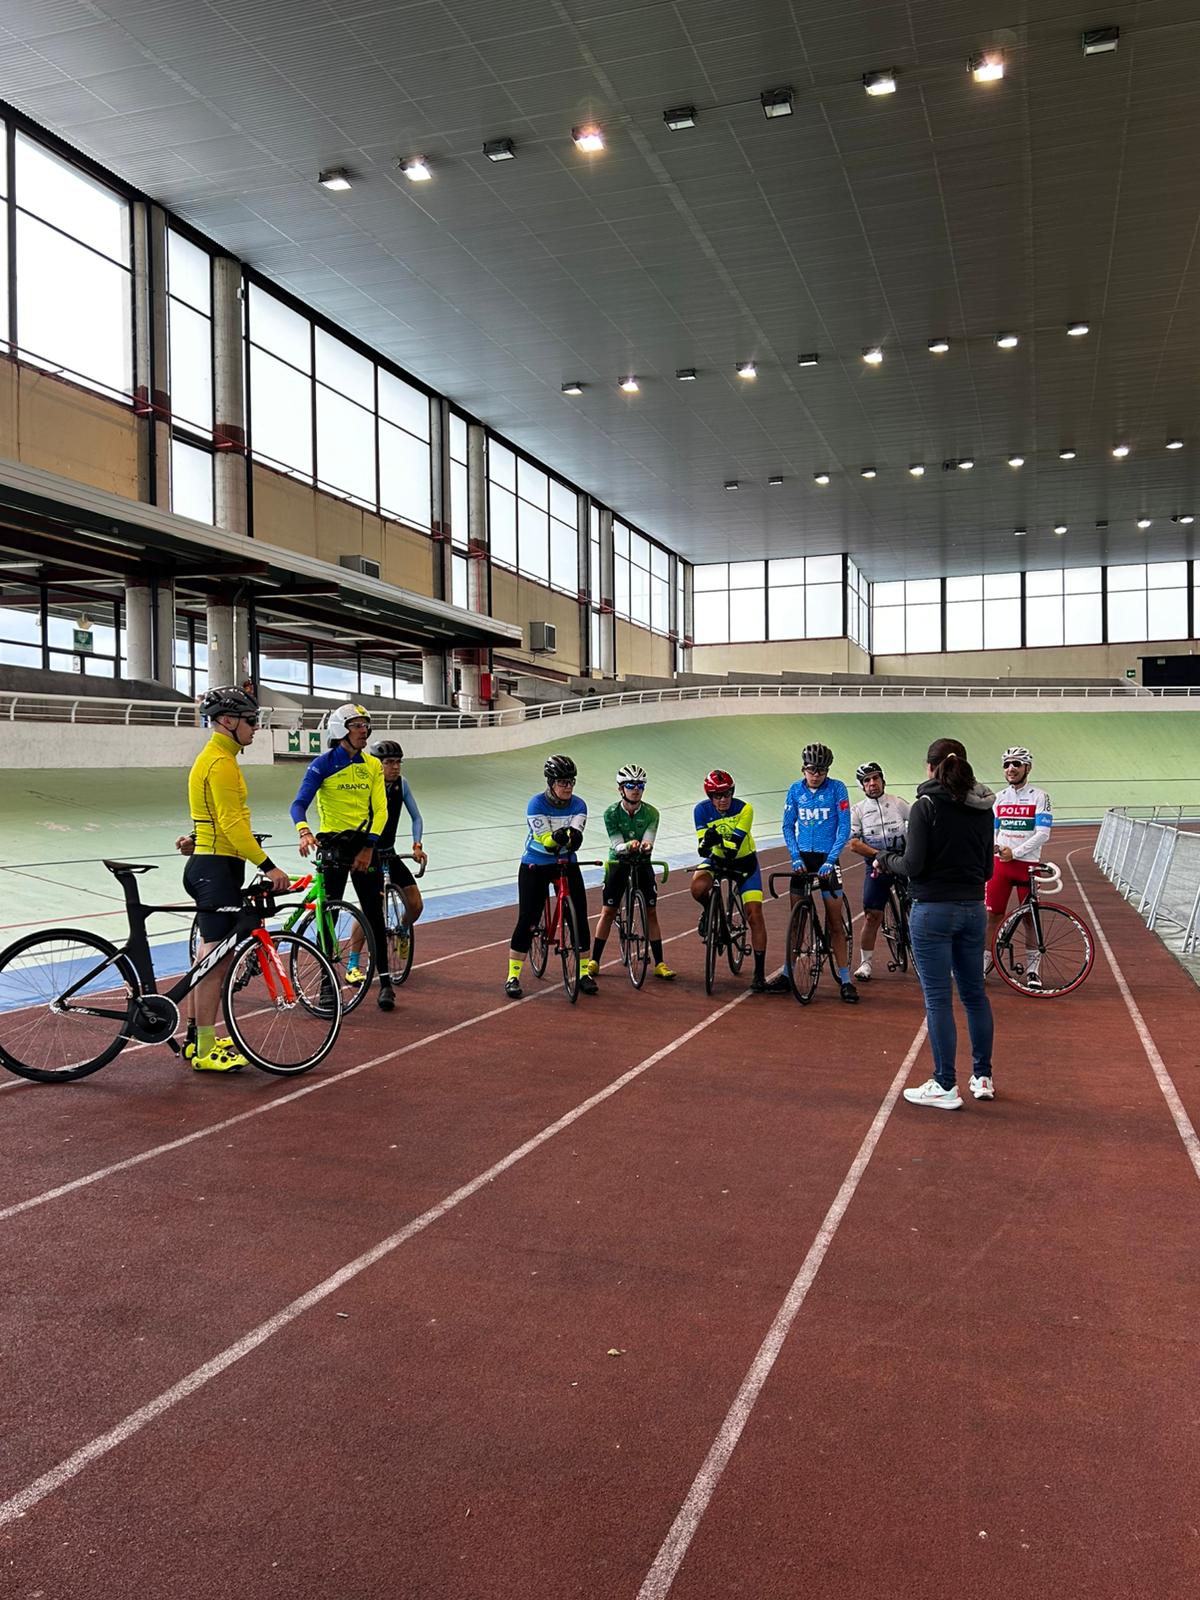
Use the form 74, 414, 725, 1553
1002, 760, 1028, 769
620, 781, 646, 790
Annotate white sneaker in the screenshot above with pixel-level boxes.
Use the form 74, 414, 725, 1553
902, 1077, 963, 1110
854, 958, 872, 982
969, 1075, 995, 1101
1025, 966, 1043, 991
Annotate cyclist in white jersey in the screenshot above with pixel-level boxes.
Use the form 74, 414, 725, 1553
986, 745, 1054, 987
847, 762, 910, 982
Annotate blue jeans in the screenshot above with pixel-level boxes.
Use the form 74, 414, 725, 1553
908, 900, 994, 1090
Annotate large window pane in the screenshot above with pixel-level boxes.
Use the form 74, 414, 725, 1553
249, 285, 310, 370
488, 439, 516, 492
1064, 593, 1102, 643
1025, 569, 1062, 598
873, 581, 905, 607
379, 370, 430, 440
317, 387, 375, 504
806, 583, 841, 637
1107, 589, 1146, 642
729, 560, 763, 590
651, 576, 669, 632
518, 499, 548, 582
168, 231, 211, 315
946, 600, 983, 651
450, 459, 468, 549
946, 575, 982, 601
729, 588, 764, 641
449, 412, 468, 464
17, 215, 131, 395
983, 597, 1020, 649
983, 572, 1020, 600
872, 606, 905, 654
614, 556, 630, 618
769, 558, 806, 587
906, 601, 942, 651
249, 345, 313, 476
630, 560, 651, 626
379, 420, 431, 529
807, 554, 842, 584
168, 298, 212, 433
1148, 561, 1188, 589
1107, 564, 1145, 593
489, 484, 517, 567
1064, 567, 1101, 595
694, 563, 727, 592
550, 518, 578, 592
769, 585, 804, 639
517, 459, 548, 509
16, 136, 129, 264
172, 437, 214, 524
316, 329, 373, 408
1147, 587, 1187, 639
1025, 596, 1063, 647
549, 479, 576, 526
693, 591, 728, 644
452, 553, 468, 610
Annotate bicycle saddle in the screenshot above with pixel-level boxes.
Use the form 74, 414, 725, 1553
102, 860, 158, 875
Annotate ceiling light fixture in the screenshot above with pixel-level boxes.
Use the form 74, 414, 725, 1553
1007, 455, 1025, 468
318, 167, 352, 191
958, 457, 975, 470
797, 352, 820, 367
1137, 517, 1152, 530
675, 367, 697, 381
663, 105, 697, 130
1082, 27, 1119, 55
1014, 527, 1027, 537
572, 125, 605, 152
736, 361, 757, 379
561, 381, 584, 395
1054, 523, 1068, 535
399, 156, 432, 181
970, 50, 1005, 83
908, 464, 925, 477
1059, 448, 1077, 461
761, 87, 794, 118
1066, 321, 1090, 336
767, 476, 784, 487
724, 480, 740, 491
619, 375, 639, 393
1172, 514, 1195, 525
1112, 443, 1130, 458
863, 69, 897, 96
995, 332, 1019, 349
1166, 438, 1184, 450
928, 337, 950, 354
813, 471, 830, 485
861, 467, 877, 479
862, 346, 884, 365
483, 138, 516, 162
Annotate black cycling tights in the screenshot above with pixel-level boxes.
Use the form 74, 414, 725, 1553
321, 860, 392, 982
511, 862, 589, 955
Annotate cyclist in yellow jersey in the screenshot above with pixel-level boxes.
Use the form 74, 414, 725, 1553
184, 686, 290, 1073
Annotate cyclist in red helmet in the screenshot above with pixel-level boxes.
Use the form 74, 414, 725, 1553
692, 770, 787, 993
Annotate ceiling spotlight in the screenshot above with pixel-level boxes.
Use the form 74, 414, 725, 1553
1137, 517, 1152, 530
1082, 27, 1119, 55
767, 476, 784, 487
663, 105, 697, 131
1111, 443, 1130, 458
1066, 321, 1090, 336
761, 87, 794, 118
561, 381, 584, 395
619, 375, 640, 393
483, 138, 516, 162
1166, 438, 1184, 449
797, 352, 820, 367
399, 156, 432, 181
573, 125, 605, 152
861, 467, 877, 479
736, 361, 757, 379
995, 332, 1019, 349
318, 167, 352, 191
675, 367, 697, 381
970, 50, 1005, 83
928, 337, 950, 354
862, 346, 884, 365
1014, 528, 1028, 538
1007, 455, 1025, 468
813, 471, 830, 485
1059, 448, 1077, 461
724, 480, 740, 491
1054, 523, 1068, 535
1172, 514, 1195, 525
863, 69, 897, 96
957, 458, 975, 470
908, 464, 925, 477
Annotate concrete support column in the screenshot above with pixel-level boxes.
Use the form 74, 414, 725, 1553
205, 601, 249, 689
421, 649, 448, 707
154, 578, 177, 689
576, 492, 590, 672
213, 256, 248, 536
466, 423, 489, 616
125, 583, 154, 681
132, 203, 172, 509
457, 656, 482, 709
429, 399, 451, 601
598, 507, 616, 681
680, 560, 694, 674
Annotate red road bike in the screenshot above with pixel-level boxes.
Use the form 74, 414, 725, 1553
528, 856, 604, 1002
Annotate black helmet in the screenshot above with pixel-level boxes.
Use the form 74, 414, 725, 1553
371, 740, 404, 761
200, 685, 258, 722
802, 742, 833, 772
855, 761, 884, 788
544, 753, 577, 784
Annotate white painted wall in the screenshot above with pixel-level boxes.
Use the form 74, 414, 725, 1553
7, 724, 275, 769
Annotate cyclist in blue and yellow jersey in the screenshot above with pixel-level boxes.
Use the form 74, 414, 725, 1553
184, 685, 291, 1072
782, 741, 857, 1002
691, 769, 787, 994
584, 763, 676, 985
290, 702, 396, 1012
505, 753, 598, 1000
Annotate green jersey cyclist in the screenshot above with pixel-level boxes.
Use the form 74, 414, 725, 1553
584, 764, 676, 985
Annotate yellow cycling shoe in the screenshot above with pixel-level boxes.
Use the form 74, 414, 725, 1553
654, 962, 677, 981
344, 966, 367, 986
184, 1042, 246, 1073
583, 959, 600, 980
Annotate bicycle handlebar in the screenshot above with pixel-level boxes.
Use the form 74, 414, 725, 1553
379, 849, 427, 879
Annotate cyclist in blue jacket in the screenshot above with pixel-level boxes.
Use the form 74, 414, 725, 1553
781, 742, 858, 1002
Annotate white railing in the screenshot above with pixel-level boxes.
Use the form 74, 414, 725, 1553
1, 677, 1191, 731
1094, 809, 1200, 954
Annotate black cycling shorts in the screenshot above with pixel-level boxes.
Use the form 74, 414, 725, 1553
385, 855, 416, 890
790, 850, 843, 895
184, 856, 247, 940
601, 855, 658, 909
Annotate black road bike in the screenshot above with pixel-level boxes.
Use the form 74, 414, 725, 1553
769, 869, 854, 1005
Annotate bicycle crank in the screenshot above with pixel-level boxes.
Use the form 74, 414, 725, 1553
128, 994, 181, 1044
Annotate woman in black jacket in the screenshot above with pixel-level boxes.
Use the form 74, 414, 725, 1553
875, 738, 996, 1110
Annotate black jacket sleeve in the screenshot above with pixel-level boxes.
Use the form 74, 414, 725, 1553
875, 796, 932, 881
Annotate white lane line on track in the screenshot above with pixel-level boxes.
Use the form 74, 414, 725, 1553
636, 1017, 929, 1600
0, 987, 755, 1530
1066, 852, 1200, 1183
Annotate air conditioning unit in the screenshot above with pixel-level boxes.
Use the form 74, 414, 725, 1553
339, 554, 381, 581
529, 620, 557, 654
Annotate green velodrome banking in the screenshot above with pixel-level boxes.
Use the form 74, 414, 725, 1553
1, 712, 1196, 934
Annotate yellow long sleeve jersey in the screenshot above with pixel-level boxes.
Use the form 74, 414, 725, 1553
188, 731, 269, 866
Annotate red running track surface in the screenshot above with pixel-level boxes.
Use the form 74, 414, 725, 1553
1, 838, 1198, 1599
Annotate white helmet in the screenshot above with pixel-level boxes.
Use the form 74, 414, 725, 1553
326, 703, 372, 742
1002, 745, 1033, 770
616, 763, 647, 786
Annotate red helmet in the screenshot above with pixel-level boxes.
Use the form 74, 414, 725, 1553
703, 769, 734, 797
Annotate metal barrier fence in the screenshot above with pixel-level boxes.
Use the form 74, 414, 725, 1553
1093, 809, 1200, 953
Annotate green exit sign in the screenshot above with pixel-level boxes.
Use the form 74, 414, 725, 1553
1125, 668, 1136, 679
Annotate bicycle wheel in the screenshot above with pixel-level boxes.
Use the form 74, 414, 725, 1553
786, 902, 821, 1005
188, 915, 203, 966
726, 888, 748, 975
994, 903, 1094, 997
824, 893, 853, 982
529, 903, 550, 978
384, 885, 416, 986
559, 898, 581, 1003
223, 932, 341, 1075
703, 895, 722, 994
0, 929, 133, 1083
881, 890, 909, 974
292, 899, 373, 1013
626, 890, 650, 989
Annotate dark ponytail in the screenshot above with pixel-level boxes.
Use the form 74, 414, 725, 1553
926, 737, 975, 802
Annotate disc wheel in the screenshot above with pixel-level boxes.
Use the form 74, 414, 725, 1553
626, 890, 650, 989
0, 929, 133, 1083
559, 898, 581, 1003
786, 902, 821, 1005
881, 891, 909, 973
993, 904, 1094, 997
224, 932, 341, 1075
292, 899, 374, 1013
529, 904, 550, 978
726, 888, 748, 975
384, 885, 415, 986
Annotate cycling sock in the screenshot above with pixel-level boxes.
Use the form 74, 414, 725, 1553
838, 966, 851, 983
508, 958, 523, 981
650, 939, 664, 964
591, 937, 607, 963
753, 951, 765, 980
197, 1024, 216, 1056
346, 952, 360, 971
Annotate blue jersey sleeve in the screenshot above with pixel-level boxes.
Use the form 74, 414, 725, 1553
290, 752, 332, 829
781, 783, 798, 859
827, 781, 851, 864
401, 777, 424, 843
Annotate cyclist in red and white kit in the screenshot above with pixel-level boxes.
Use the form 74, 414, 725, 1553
986, 746, 1053, 987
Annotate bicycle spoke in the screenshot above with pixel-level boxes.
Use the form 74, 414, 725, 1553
0, 931, 132, 1081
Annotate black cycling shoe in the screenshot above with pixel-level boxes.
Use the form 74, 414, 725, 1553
504, 977, 523, 1000
749, 973, 767, 993
697, 907, 709, 941
578, 974, 599, 995
839, 980, 860, 1004
764, 973, 791, 993
377, 981, 396, 1012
